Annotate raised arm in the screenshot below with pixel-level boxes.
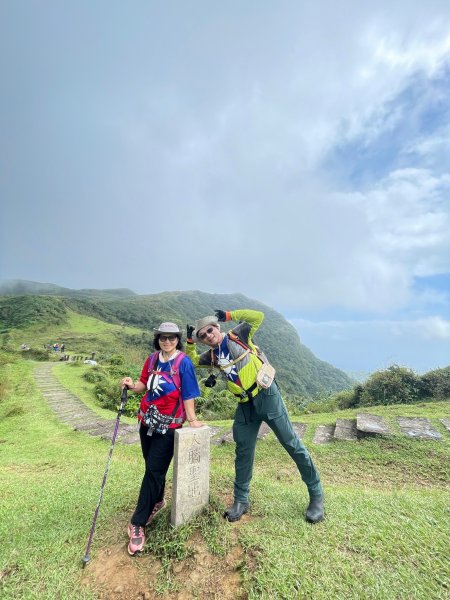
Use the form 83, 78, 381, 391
215, 308, 264, 340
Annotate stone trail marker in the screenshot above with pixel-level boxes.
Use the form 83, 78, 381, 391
207, 426, 223, 438
356, 413, 390, 436
292, 423, 307, 438
215, 429, 234, 444
214, 422, 273, 444
397, 417, 442, 440
334, 418, 358, 441
440, 418, 450, 433
313, 425, 335, 444
257, 422, 271, 439
171, 426, 210, 527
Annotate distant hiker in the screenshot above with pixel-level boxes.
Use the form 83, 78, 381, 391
61, 343, 65, 353
186, 309, 324, 524
121, 322, 204, 556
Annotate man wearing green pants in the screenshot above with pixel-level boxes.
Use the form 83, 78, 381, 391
186, 308, 324, 523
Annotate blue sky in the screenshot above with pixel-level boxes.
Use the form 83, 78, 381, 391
1, 2, 449, 375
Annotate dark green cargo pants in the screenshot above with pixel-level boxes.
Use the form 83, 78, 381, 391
232, 381, 322, 502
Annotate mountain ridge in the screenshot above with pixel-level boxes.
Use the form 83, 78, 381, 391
0, 280, 353, 395
0, 279, 136, 299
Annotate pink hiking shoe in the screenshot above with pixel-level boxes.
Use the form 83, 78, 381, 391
127, 524, 145, 556
146, 499, 166, 526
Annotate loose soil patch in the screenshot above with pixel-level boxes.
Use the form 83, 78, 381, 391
82, 527, 248, 599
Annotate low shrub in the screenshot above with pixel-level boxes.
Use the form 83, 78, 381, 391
93, 370, 140, 418
0, 351, 18, 366
361, 365, 421, 406
83, 367, 106, 384
419, 367, 450, 400
303, 397, 340, 414
336, 385, 364, 409
196, 383, 236, 420
107, 355, 126, 366
21, 348, 50, 362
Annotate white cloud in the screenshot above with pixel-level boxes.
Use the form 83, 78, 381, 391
291, 316, 450, 372
414, 315, 450, 339
404, 123, 450, 167
373, 30, 450, 73
293, 315, 450, 340
2, 1, 450, 323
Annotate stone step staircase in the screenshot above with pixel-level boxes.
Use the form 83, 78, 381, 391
34, 363, 140, 444
34, 363, 449, 447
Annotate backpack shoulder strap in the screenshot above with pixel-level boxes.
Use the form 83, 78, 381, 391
228, 331, 264, 364
148, 351, 159, 373
228, 331, 251, 351
170, 352, 186, 418
169, 351, 186, 391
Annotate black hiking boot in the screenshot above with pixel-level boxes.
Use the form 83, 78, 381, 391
305, 495, 324, 523
223, 501, 249, 522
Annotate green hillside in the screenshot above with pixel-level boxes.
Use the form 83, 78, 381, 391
0, 284, 353, 395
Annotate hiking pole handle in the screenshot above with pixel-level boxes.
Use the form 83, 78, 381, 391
121, 384, 129, 405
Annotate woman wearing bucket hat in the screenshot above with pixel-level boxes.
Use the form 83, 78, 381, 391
186, 309, 324, 524
121, 322, 204, 556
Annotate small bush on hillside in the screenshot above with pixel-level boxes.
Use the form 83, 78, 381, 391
336, 385, 364, 409
419, 367, 450, 400
195, 377, 236, 419
361, 365, 421, 406
273, 390, 340, 415
283, 394, 309, 415
303, 397, 340, 414
107, 355, 126, 366
94, 374, 140, 415
83, 367, 106, 384
0, 350, 18, 366
23, 348, 51, 362
92, 357, 141, 417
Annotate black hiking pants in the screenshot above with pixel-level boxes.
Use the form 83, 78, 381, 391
131, 424, 177, 526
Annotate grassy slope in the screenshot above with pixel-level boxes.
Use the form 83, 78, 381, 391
1, 359, 449, 599
4, 309, 146, 363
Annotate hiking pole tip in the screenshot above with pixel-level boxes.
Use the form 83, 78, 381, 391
82, 554, 91, 568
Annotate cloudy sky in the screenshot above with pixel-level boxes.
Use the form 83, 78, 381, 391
1, 1, 449, 375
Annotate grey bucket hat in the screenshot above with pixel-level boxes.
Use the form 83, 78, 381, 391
192, 315, 219, 342
153, 322, 181, 335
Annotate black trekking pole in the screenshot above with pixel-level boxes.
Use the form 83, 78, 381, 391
81, 385, 129, 568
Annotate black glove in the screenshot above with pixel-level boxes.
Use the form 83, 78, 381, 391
186, 324, 195, 340
215, 309, 227, 322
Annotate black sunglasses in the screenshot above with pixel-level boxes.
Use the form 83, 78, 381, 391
198, 326, 215, 340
